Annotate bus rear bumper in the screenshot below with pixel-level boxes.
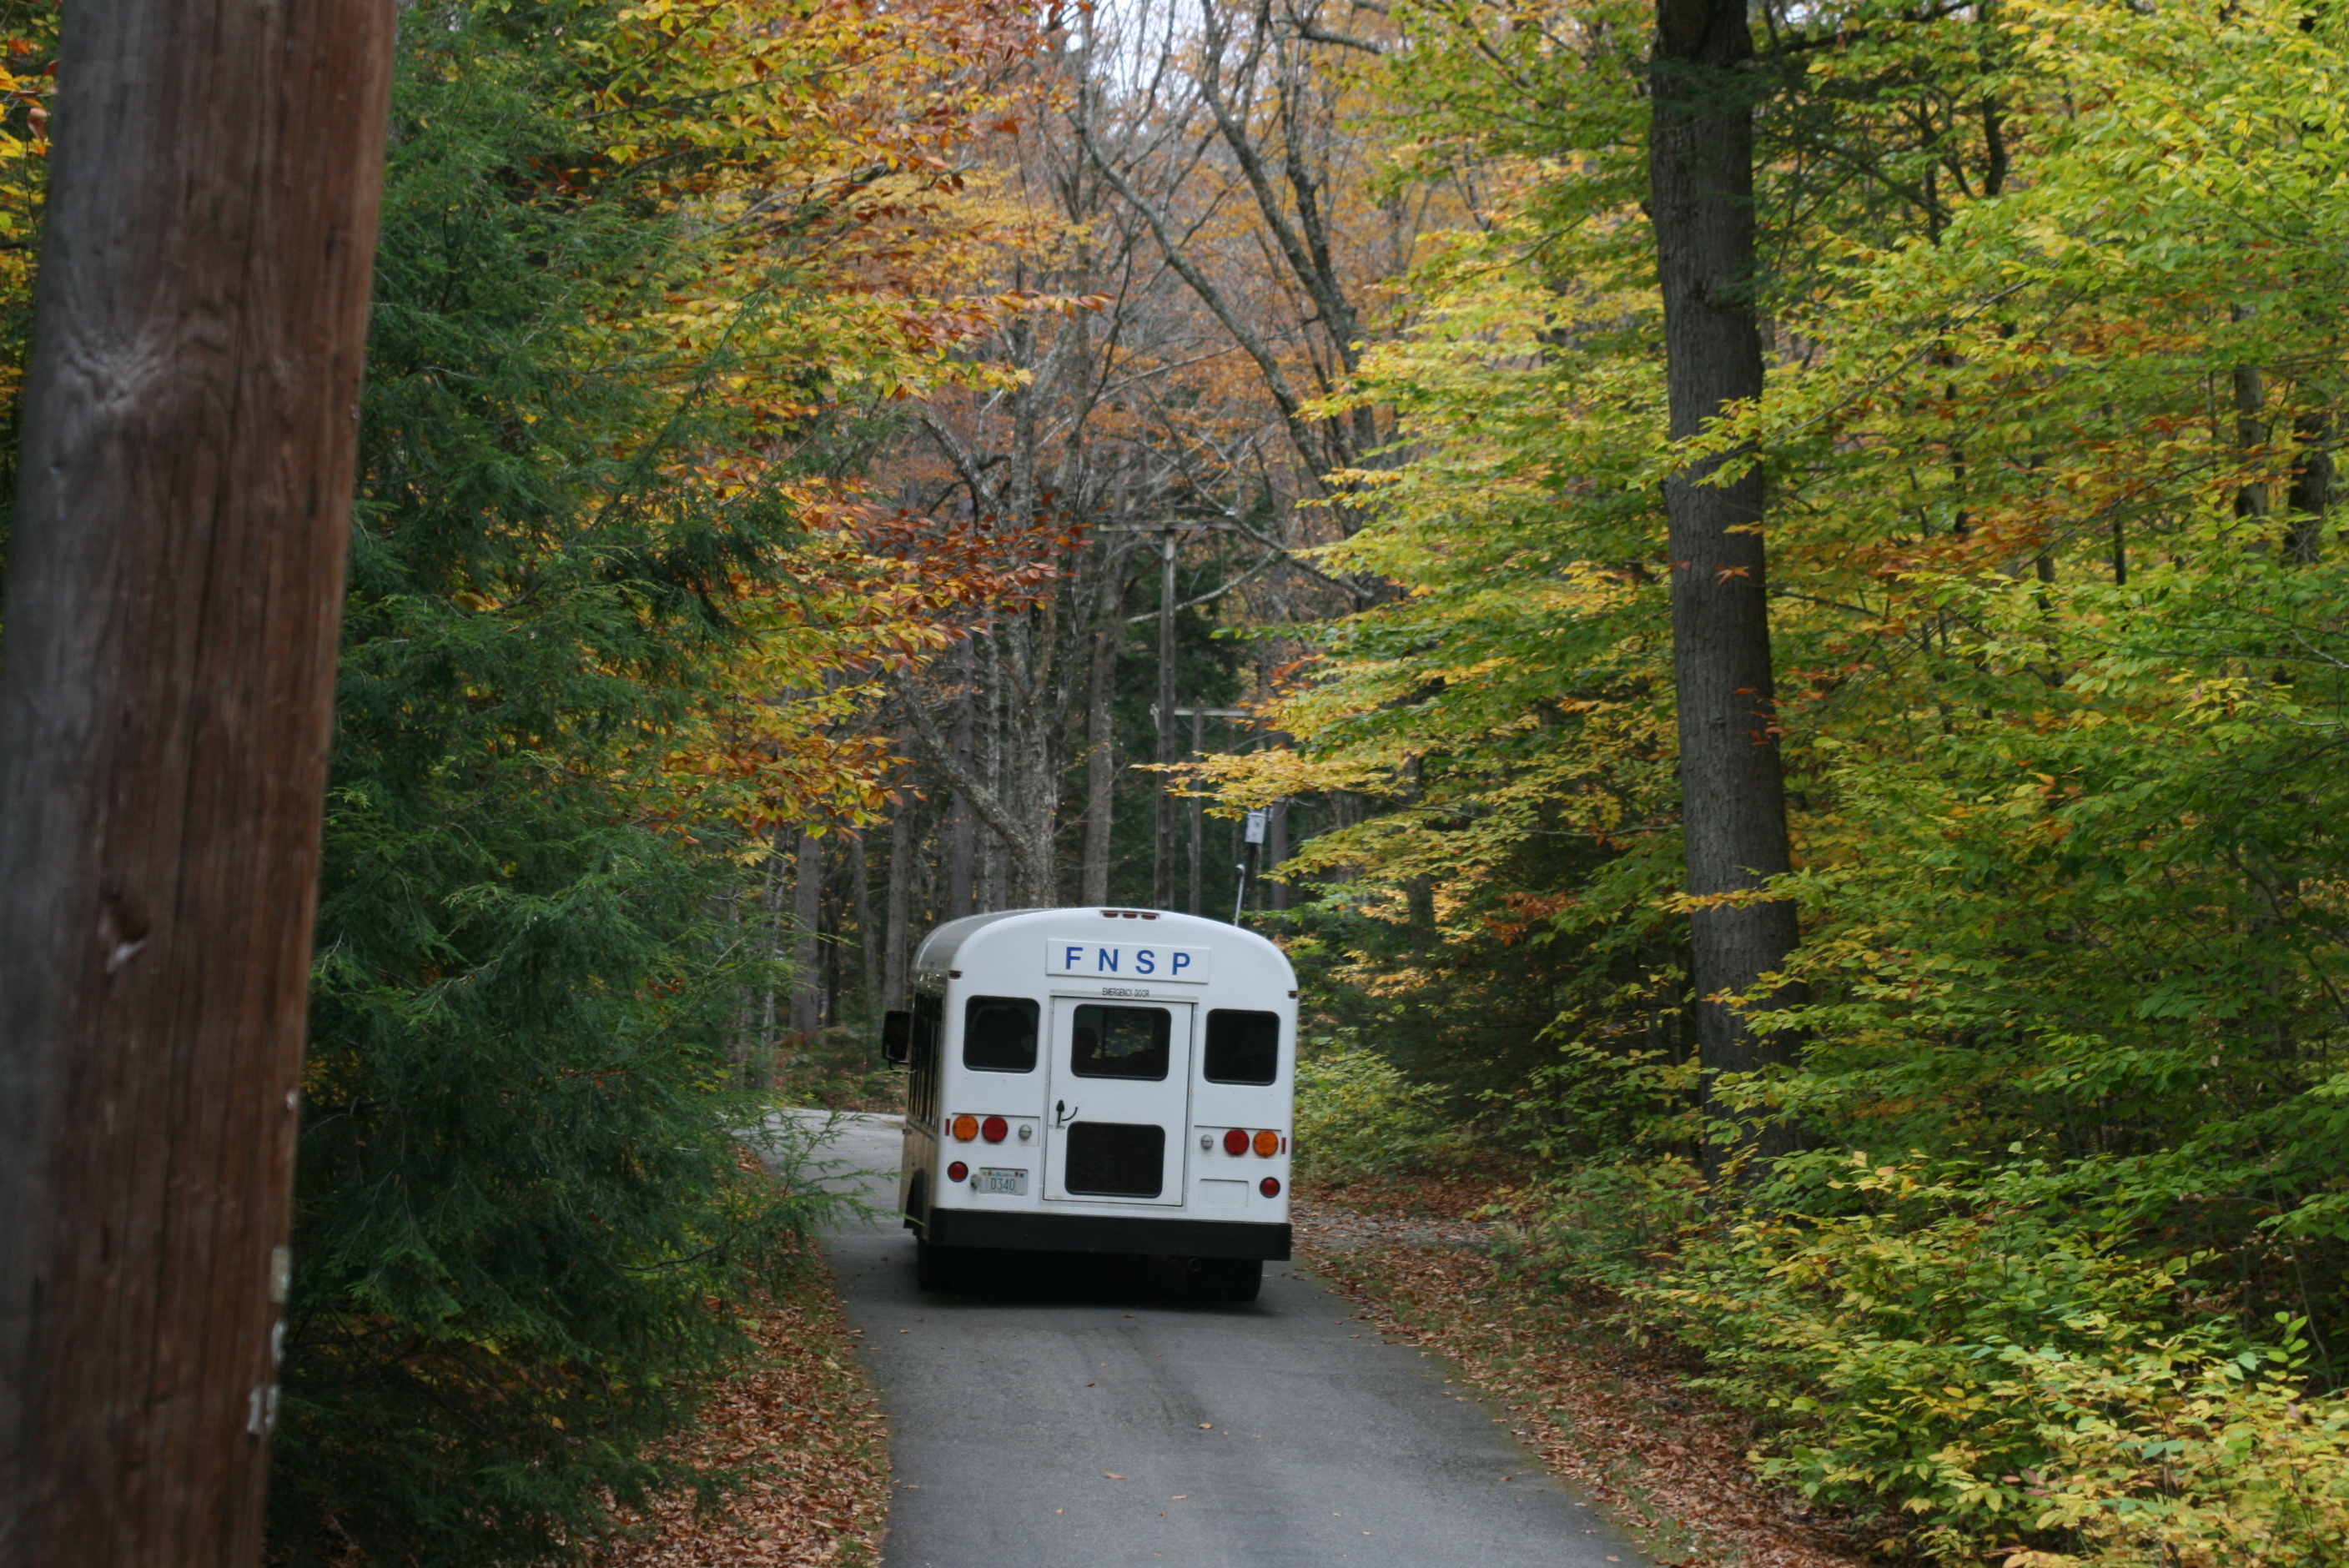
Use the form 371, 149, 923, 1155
923, 1208, 1290, 1260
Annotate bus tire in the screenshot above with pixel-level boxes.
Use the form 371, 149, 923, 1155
1191, 1256, 1261, 1303
915, 1239, 964, 1293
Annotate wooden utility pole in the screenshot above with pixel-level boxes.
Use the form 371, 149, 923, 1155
1650, 0, 1801, 1164
0, 0, 396, 1563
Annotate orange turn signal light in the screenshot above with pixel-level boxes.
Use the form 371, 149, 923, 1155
1252, 1128, 1280, 1158
951, 1113, 979, 1142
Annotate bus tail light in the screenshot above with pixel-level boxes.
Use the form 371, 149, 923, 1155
1252, 1128, 1280, 1158
1221, 1128, 1248, 1156
948, 1161, 969, 1183
952, 1114, 978, 1141
1260, 1177, 1281, 1199
982, 1115, 1008, 1143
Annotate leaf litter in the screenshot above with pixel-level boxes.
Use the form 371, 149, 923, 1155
1295, 1185, 1868, 1568
582, 1249, 889, 1568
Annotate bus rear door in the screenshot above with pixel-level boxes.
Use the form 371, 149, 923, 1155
1041, 998, 1193, 1206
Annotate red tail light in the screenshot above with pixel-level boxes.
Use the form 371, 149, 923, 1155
1259, 1177, 1281, 1199
982, 1115, 1008, 1143
948, 1161, 969, 1183
1221, 1128, 1248, 1156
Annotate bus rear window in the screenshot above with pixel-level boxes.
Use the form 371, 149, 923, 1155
963, 996, 1039, 1073
1204, 1009, 1280, 1085
1070, 1004, 1169, 1080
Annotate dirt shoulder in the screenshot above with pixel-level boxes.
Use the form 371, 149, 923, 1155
584, 1249, 891, 1568
1295, 1178, 1870, 1568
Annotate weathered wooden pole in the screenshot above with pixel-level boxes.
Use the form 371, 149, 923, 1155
0, 0, 396, 1562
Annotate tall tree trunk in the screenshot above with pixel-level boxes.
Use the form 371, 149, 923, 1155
757, 830, 789, 1086
788, 827, 823, 1041
853, 831, 878, 1013
0, 2, 395, 1556
1154, 536, 1178, 907
883, 788, 914, 1011
1082, 613, 1119, 904
1651, 0, 1801, 1164
1186, 709, 1205, 915
1267, 797, 1290, 912
947, 642, 976, 919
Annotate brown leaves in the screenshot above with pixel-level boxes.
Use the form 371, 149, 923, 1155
583, 1268, 890, 1568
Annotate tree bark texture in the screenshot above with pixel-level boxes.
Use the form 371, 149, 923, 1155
1081, 612, 1118, 905
788, 827, 824, 1038
1267, 798, 1290, 912
1154, 537, 1177, 908
0, 1, 396, 1562
1650, 0, 1801, 1158
882, 788, 913, 1011
947, 641, 976, 918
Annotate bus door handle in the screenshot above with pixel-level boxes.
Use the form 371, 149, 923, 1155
1054, 1099, 1079, 1128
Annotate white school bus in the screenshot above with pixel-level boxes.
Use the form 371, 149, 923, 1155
880, 907, 1295, 1300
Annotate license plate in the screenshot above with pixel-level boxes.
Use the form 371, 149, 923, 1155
978, 1168, 1029, 1195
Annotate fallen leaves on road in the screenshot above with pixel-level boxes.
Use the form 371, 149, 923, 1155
582, 1256, 889, 1568
1295, 1194, 1868, 1568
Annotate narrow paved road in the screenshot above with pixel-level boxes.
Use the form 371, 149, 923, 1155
791, 1113, 1654, 1568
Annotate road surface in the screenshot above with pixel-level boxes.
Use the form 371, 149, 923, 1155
784, 1111, 1655, 1568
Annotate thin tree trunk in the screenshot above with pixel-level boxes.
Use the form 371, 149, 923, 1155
853, 831, 878, 1013
1267, 797, 1290, 912
757, 830, 789, 1086
1083, 611, 1119, 904
0, 2, 395, 1555
1186, 709, 1205, 915
1154, 536, 1178, 907
1651, 0, 1801, 1166
883, 787, 914, 1010
948, 642, 976, 919
789, 827, 823, 1041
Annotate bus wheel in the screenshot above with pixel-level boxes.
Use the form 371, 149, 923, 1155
916, 1239, 965, 1293
1190, 1257, 1262, 1303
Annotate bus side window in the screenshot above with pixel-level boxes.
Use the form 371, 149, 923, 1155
908, 993, 944, 1122
1204, 1009, 1280, 1085
963, 996, 1039, 1073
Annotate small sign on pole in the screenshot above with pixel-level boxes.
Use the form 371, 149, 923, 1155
1244, 808, 1268, 845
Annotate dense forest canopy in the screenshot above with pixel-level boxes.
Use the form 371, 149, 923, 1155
4, 0, 2349, 1560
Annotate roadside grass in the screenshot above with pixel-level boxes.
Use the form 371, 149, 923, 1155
582, 1243, 891, 1567
1296, 1176, 1869, 1568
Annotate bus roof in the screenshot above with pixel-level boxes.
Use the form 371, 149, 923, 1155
909, 907, 1293, 985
